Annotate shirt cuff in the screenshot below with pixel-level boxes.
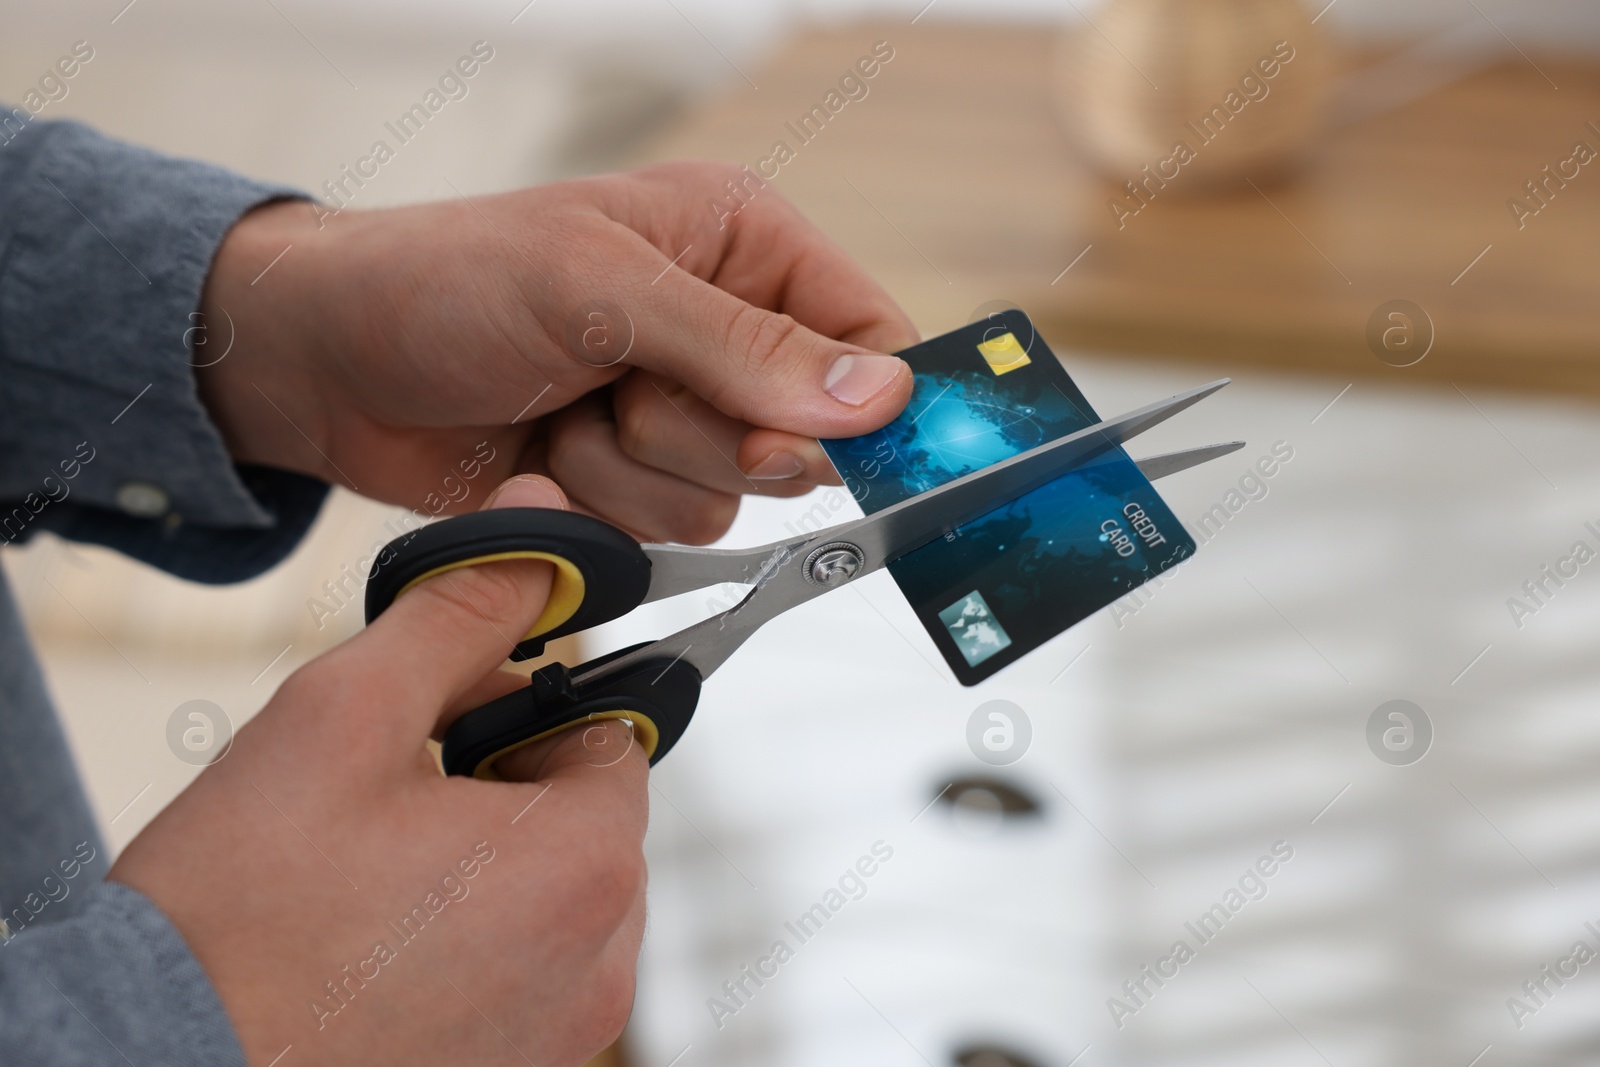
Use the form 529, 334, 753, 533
0, 113, 328, 580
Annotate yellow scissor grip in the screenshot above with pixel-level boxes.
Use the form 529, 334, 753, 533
396, 551, 587, 642
468, 710, 660, 780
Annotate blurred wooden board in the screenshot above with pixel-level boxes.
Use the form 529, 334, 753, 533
641, 23, 1600, 395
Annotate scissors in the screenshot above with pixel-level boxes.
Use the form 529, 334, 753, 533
364, 378, 1241, 777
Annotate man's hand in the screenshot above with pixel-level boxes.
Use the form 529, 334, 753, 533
196, 161, 919, 543
110, 476, 648, 1067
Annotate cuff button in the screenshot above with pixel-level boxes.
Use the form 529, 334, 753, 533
116, 481, 170, 518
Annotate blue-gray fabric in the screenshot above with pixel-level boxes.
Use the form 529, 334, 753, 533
0, 112, 327, 1064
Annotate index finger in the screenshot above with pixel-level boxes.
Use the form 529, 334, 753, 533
716, 185, 923, 354
625, 163, 922, 354
493, 717, 649, 785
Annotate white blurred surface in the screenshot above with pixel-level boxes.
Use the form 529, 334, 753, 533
619, 356, 1600, 1067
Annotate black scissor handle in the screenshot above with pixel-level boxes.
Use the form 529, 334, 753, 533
365, 508, 702, 770
363, 508, 652, 661
441, 642, 701, 775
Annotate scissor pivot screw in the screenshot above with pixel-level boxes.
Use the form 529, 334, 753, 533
805, 542, 865, 587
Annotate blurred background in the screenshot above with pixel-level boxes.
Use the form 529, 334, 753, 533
5, 1, 1600, 1064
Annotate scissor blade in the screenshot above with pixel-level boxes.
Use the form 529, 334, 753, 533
638, 541, 797, 604
634, 433, 1244, 606
587, 378, 1230, 689
1137, 441, 1246, 481
845, 378, 1230, 571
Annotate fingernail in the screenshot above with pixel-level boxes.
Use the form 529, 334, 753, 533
485, 475, 567, 511
744, 451, 806, 480
824, 353, 906, 407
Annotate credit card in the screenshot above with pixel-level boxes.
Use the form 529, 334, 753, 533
821, 309, 1195, 685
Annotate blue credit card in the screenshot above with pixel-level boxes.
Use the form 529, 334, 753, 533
821, 309, 1195, 684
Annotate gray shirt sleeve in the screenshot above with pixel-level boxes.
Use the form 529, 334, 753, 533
0, 565, 246, 1067
0, 109, 328, 582
0, 113, 330, 1064
1, 883, 246, 1067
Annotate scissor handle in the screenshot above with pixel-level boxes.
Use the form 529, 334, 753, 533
441, 642, 701, 775
364, 508, 701, 771
363, 508, 652, 661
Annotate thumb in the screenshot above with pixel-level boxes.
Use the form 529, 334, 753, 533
341, 475, 570, 741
